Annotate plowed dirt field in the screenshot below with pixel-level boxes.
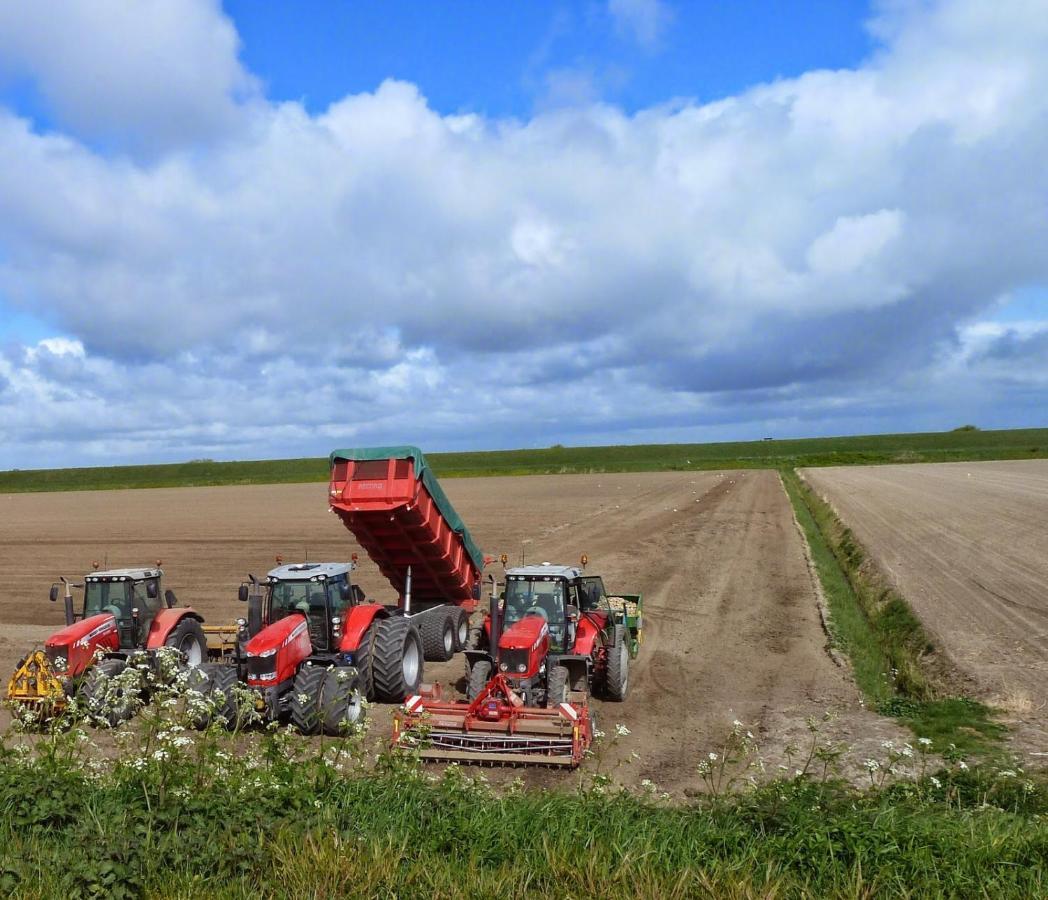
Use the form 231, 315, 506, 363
0, 470, 897, 792
803, 460, 1048, 746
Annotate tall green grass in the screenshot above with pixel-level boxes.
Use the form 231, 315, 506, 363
1, 426, 1046, 493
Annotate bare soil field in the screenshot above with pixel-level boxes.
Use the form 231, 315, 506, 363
0, 470, 897, 792
803, 460, 1048, 744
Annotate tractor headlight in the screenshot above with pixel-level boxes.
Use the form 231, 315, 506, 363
331, 617, 341, 625
499, 662, 508, 672
255, 648, 277, 658
516, 663, 526, 673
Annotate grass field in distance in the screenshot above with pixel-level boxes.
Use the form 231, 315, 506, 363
1, 425, 1045, 493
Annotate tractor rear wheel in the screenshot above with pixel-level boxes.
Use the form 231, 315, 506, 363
320, 667, 365, 736
419, 609, 456, 662
605, 625, 630, 701
207, 665, 243, 729
80, 659, 137, 727
465, 621, 488, 652
290, 665, 327, 735
351, 622, 376, 699
164, 617, 207, 668
466, 659, 492, 701
371, 616, 423, 703
183, 666, 214, 729
547, 664, 570, 707
453, 608, 470, 651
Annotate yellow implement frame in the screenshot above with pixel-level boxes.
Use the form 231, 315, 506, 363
7, 650, 68, 715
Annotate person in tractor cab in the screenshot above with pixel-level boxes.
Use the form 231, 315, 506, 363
503, 579, 568, 650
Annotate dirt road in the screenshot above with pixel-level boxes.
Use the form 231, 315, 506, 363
0, 470, 889, 792
803, 460, 1048, 741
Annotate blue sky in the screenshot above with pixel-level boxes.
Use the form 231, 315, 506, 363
0, 0, 1045, 469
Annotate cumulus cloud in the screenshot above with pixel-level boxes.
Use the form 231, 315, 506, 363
0, 0, 256, 152
0, 0, 1046, 468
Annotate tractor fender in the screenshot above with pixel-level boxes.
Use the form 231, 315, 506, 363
145, 608, 204, 649
338, 604, 388, 652
571, 614, 606, 657
44, 613, 120, 677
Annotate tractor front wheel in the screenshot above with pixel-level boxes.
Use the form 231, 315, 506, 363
466, 659, 492, 701
320, 667, 365, 736
80, 659, 137, 727
605, 625, 630, 701
351, 622, 376, 699
290, 665, 327, 735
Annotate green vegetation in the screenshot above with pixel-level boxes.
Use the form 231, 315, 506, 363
782, 470, 1006, 759
1, 426, 1045, 493
1, 718, 1045, 899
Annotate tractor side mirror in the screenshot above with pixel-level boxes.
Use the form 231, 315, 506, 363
238, 584, 249, 603
146, 581, 159, 600
49, 585, 59, 602
164, 589, 177, 608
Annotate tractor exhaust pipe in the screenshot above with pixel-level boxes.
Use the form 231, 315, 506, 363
59, 577, 75, 626
403, 565, 412, 615
488, 573, 501, 652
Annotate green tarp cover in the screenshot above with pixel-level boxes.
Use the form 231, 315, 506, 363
328, 446, 484, 571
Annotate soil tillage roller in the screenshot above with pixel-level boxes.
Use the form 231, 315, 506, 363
392, 562, 641, 768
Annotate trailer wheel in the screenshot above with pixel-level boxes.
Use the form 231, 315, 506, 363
420, 609, 456, 662
351, 622, 376, 699
290, 665, 327, 735
466, 659, 492, 701
453, 608, 470, 651
164, 617, 207, 667
547, 664, 570, 707
208, 665, 244, 730
605, 625, 630, 701
372, 617, 424, 703
320, 667, 365, 736
80, 659, 137, 727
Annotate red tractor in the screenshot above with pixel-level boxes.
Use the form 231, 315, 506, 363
392, 562, 643, 767
7, 565, 208, 725
193, 560, 423, 735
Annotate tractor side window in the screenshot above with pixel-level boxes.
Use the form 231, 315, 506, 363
578, 577, 608, 611
132, 579, 164, 630
328, 578, 350, 616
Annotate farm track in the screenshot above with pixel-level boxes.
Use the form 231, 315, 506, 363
802, 460, 1048, 747
0, 471, 894, 791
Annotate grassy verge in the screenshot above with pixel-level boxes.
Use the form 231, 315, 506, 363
1, 426, 1046, 493
781, 469, 1005, 758
0, 730, 1045, 899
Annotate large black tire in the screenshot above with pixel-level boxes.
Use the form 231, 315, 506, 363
466, 659, 492, 701
80, 659, 137, 727
547, 664, 570, 707
453, 608, 471, 652
605, 625, 630, 701
207, 665, 243, 729
183, 666, 214, 730
371, 617, 423, 703
351, 622, 376, 699
465, 620, 488, 652
290, 665, 327, 735
419, 608, 456, 662
164, 617, 207, 668
320, 667, 365, 736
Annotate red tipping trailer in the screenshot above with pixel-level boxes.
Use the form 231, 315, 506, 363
328, 446, 484, 660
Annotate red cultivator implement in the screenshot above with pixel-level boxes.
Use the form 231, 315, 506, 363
392, 674, 593, 767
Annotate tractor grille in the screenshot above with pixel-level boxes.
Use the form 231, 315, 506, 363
499, 648, 530, 675
246, 655, 277, 680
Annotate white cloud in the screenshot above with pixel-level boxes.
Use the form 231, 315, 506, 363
0, 0, 1047, 467
0, 0, 257, 152
608, 0, 674, 51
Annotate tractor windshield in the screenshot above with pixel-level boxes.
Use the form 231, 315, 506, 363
503, 578, 567, 649
84, 581, 131, 619
269, 580, 329, 620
